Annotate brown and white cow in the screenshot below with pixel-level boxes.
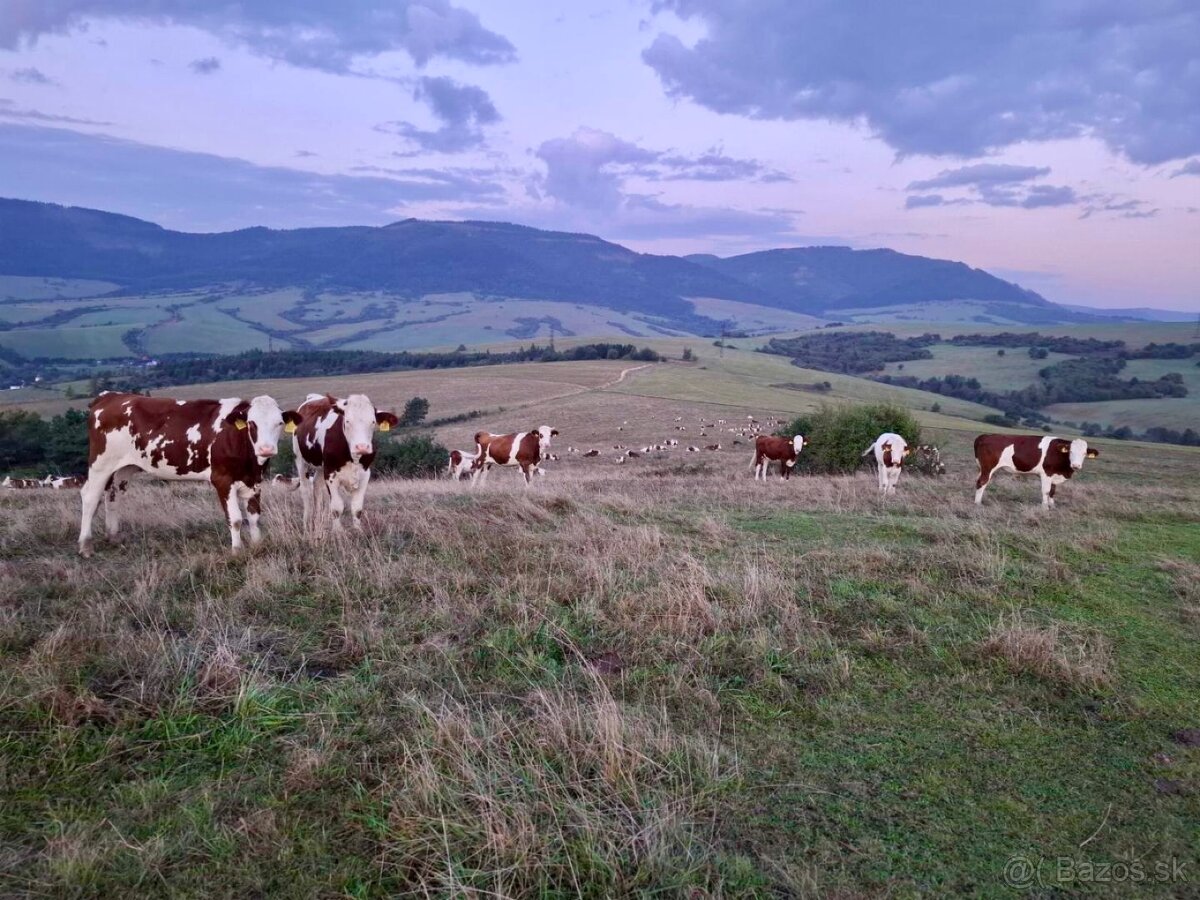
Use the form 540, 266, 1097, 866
974, 434, 1099, 508
471, 425, 557, 485
292, 393, 400, 530
447, 449, 478, 480
862, 432, 911, 495
752, 434, 806, 480
78, 392, 300, 556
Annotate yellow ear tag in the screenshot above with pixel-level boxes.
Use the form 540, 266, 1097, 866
1061, 446, 1068, 452
235, 420, 247, 431
378, 421, 390, 432
284, 421, 296, 434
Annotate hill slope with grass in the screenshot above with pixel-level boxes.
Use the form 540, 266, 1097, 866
2, 384, 1198, 895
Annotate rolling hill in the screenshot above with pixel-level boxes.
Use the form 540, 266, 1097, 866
0, 197, 1103, 359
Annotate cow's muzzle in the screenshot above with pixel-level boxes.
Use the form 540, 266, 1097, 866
257, 445, 278, 458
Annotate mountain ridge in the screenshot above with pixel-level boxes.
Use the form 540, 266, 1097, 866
0, 197, 1127, 343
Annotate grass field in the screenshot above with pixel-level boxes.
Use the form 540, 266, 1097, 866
879, 343, 1075, 391
2, 393, 1198, 895
1044, 355, 1200, 431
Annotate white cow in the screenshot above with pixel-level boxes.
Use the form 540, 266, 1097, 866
863, 432, 911, 494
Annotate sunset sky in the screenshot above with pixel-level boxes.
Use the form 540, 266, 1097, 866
1, 1, 1197, 310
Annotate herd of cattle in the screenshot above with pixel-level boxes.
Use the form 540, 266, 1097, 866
1, 390, 1102, 556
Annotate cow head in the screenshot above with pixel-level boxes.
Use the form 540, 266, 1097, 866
537, 425, 558, 447
1068, 438, 1089, 470
335, 394, 398, 462
226, 395, 299, 462
1086, 446, 1100, 459
791, 434, 806, 455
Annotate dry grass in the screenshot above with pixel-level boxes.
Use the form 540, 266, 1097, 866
979, 611, 1115, 690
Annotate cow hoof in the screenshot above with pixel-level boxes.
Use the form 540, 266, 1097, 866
79, 540, 94, 558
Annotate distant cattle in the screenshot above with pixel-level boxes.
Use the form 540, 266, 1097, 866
582, 449, 600, 457
78, 391, 299, 556
47, 475, 85, 489
974, 434, 1099, 508
863, 432, 911, 495
472, 425, 558, 485
705, 443, 721, 451
752, 434, 806, 480
292, 393, 399, 530
2, 476, 42, 489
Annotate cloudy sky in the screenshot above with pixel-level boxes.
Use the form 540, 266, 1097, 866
1, 1, 1198, 310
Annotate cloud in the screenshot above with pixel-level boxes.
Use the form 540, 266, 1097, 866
376, 76, 500, 153
1018, 185, 1076, 208
0, 98, 111, 126
907, 164, 1049, 191
0, 123, 507, 231
8, 67, 57, 86
1, 1, 516, 74
905, 194, 947, 209
1078, 194, 1158, 219
188, 57, 221, 75
643, 1, 1200, 165
525, 127, 796, 240
902, 160, 1078, 210
1172, 158, 1200, 177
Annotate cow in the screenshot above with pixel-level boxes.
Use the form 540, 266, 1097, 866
862, 432, 911, 495
447, 449, 478, 480
291, 393, 399, 530
48, 475, 86, 489
78, 392, 300, 556
582, 449, 600, 458
752, 434, 806, 481
973, 434, 1099, 508
472, 426, 558, 485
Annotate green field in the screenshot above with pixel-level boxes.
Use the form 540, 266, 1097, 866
2, 362, 1198, 895
880, 342, 1075, 391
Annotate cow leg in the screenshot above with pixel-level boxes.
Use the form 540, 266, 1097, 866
79, 460, 131, 556
974, 466, 992, 505
102, 469, 132, 542
78, 474, 110, 557
348, 468, 371, 528
295, 453, 316, 529
1041, 476, 1055, 509
244, 485, 263, 544
326, 476, 346, 530
888, 467, 902, 495
215, 479, 244, 551
877, 464, 888, 493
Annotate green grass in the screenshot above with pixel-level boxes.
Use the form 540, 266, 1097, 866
880, 342, 1075, 391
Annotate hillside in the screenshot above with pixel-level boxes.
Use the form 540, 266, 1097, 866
2, 359, 1198, 896
688, 246, 1059, 320
0, 198, 1098, 359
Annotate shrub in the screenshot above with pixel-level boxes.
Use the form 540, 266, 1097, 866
778, 403, 922, 475
983, 413, 1017, 428
373, 434, 449, 478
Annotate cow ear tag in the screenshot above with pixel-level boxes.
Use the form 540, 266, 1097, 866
1060, 445, 1068, 452
235, 419, 247, 430
378, 421, 391, 432
284, 421, 296, 434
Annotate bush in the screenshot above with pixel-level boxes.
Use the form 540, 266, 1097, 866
778, 403, 922, 475
983, 413, 1017, 428
373, 434, 450, 478
0, 408, 88, 475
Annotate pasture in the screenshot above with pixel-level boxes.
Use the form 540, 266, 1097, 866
2, 362, 1199, 896
2, 420, 1200, 897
